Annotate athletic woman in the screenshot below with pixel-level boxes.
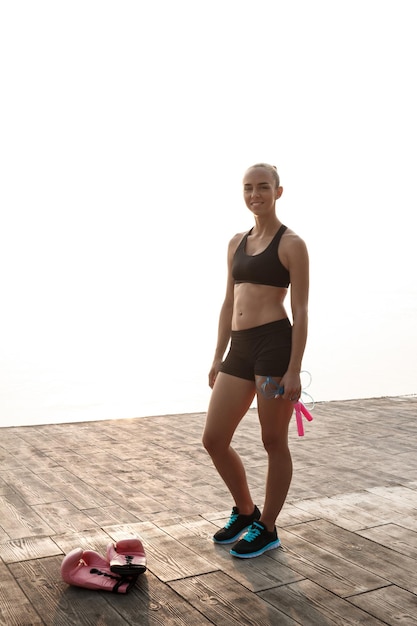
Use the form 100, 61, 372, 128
202, 163, 309, 558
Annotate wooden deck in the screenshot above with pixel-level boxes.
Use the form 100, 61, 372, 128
1, 396, 416, 625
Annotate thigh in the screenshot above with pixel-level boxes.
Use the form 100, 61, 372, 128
256, 375, 294, 443
204, 372, 256, 445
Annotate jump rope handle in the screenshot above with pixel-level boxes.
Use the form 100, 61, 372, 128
261, 376, 313, 437
293, 401, 314, 437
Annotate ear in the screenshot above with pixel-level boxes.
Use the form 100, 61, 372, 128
276, 186, 283, 200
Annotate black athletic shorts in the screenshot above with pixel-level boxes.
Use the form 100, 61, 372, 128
219, 318, 292, 381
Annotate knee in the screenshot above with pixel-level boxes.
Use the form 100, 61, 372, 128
202, 431, 212, 453
262, 434, 289, 456
202, 430, 228, 457
202, 431, 218, 456
262, 436, 278, 455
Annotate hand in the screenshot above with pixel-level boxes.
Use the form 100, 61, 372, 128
280, 371, 302, 403
208, 360, 222, 389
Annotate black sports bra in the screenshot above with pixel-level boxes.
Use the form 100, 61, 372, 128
232, 224, 290, 288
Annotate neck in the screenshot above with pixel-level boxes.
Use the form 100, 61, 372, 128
253, 216, 281, 237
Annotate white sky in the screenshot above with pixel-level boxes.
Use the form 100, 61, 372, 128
1, 1, 416, 425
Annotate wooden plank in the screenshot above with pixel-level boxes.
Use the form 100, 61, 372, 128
286, 519, 417, 594
348, 585, 417, 625
31, 500, 99, 535
386, 514, 417, 533
0, 559, 44, 626
0, 490, 55, 540
0, 396, 417, 625
37, 451, 94, 475
0, 536, 62, 563
5, 442, 60, 473
367, 485, 417, 509
2, 468, 62, 506
291, 496, 369, 531
160, 517, 304, 592
104, 521, 217, 582
103, 472, 199, 512
5, 428, 57, 451
34, 467, 113, 510
35, 556, 215, 626
114, 569, 215, 625
82, 504, 143, 527
269, 526, 390, 597
170, 570, 300, 625
66, 471, 168, 517
0, 448, 21, 472
259, 578, 388, 625
329, 490, 411, 524
357, 523, 417, 559
9, 556, 130, 626
328, 489, 417, 532
48, 528, 115, 556
294, 486, 417, 532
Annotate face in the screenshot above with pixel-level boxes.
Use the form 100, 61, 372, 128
243, 167, 283, 216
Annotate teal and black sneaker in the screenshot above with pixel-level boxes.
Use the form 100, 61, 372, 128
230, 520, 281, 558
213, 505, 261, 544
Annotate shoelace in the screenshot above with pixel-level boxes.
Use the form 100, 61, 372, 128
225, 511, 239, 528
244, 524, 262, 543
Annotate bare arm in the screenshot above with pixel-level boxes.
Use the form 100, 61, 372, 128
280, 235, 309, 400
208, 236, 239, 388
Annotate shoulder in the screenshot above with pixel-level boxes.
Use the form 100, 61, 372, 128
282, 227, 308, 251
280, 228, 309, 265
228, 231, 247, 254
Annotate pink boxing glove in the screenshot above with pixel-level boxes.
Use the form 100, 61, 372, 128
107, 538, 147, 576
61, 548, 137, 593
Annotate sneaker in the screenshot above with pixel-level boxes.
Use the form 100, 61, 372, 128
213, 505, 261, 544
230, 521, 281, 558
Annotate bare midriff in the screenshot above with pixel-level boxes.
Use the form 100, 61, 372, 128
232, 283, 288, 331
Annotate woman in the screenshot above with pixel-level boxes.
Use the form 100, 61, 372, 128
202, 163, 309, 559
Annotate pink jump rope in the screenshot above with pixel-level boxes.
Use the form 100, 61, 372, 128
260, 371, 314, 436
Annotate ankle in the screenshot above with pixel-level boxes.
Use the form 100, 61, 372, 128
259, 519, 276, 533
237, 504, 256, 516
